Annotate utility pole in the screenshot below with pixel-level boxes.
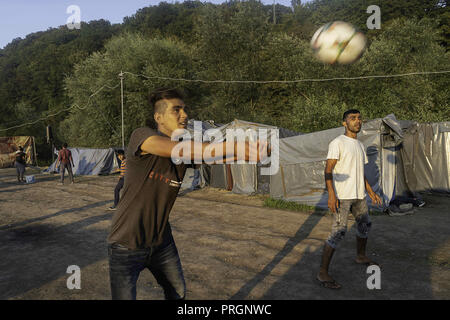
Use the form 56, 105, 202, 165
46, 125, 54, 166
119, 71, 124, 150
273, 0, 276, 25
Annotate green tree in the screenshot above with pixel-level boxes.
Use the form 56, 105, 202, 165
193, 0, 272, 123
353, 18, 450, 121
0, 19, 118, 160
1, 0, 448, 159
62, 33, 196, 147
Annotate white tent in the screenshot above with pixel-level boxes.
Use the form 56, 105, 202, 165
44, 148, 119, 175
270, 114, 450, 209
397, 121, 450, 193
198, 119, 302, 194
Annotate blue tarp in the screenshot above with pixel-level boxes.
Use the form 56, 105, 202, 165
44, 148, 119, 175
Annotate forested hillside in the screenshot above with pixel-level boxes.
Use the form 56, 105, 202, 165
0, 0, 448, 160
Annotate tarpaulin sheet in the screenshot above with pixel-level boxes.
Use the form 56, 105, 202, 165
271, 115, 450, 209
44, 148, 118, 175
230, 164, 257, 194
270, 115, 401, 209
399, 122, 450, 193
207, 119, 302, 194
0, 136, 35, 168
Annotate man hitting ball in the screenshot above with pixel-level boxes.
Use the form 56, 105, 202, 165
317, 109, 382, 290
107, 88, 268, 299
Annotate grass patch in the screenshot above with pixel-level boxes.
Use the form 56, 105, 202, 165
264, 197, 327, 214
369, 209, 387, 216
264, 197, 386, 216
427, 257, 450, 268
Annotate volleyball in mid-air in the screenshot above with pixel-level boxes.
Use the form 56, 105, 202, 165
310, 21, 367, 65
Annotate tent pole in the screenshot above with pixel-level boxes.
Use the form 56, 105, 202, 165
280, 165, 287, 198
33, 136, 38, 167
51, 141, 55, 164
226, 164, 233, 191
379, 133, 383, 206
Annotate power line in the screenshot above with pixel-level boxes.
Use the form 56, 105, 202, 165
2, 69, 448, 132
123, 70, 450, 84
0, 82, 120, 133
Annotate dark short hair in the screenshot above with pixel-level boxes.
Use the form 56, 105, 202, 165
19, 146, 23, 151
149, 88, 184, 111
63, 143, 68, 148
117, 150, 125, 155
343, 109, 361, 121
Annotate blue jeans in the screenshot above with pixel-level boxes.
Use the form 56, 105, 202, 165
15, 162, 25, 181
60, 163, 74, 183
326, 198, 372, 249
191, 168, 201, 189
113, 177, 124, 207
108, 231, 186, 300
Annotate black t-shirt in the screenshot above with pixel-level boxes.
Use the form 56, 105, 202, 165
107, 127, 187, 249
15, 152, 26, 165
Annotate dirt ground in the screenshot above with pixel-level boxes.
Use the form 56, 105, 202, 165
0, 167, 449, 300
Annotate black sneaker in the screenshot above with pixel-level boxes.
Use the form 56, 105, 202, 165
411, 198, 426, 207
108, 206, 117, 211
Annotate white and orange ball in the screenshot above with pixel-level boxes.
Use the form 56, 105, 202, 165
310, 21, 367, 65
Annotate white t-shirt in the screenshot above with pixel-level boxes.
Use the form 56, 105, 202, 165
326, 134, 368, 200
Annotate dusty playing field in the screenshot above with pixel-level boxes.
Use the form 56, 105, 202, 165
0, 167, 449, 300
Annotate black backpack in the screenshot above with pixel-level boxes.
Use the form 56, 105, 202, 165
15, 152, 25, 165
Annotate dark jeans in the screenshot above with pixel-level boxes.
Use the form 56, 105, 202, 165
15, 162, 25, 182
191, 169, 201, 189
108, 231, 186, 300
114, 177, 124, 207
60, 163, 74, 183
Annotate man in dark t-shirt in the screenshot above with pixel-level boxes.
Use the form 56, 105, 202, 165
107, 88, 267, 300
15, 146, 26, 183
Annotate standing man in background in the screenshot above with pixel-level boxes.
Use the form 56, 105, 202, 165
15, 146, 26, 183
55, 143, 74, 185
109, 150, 126, 210
317, 109, 382, 290
190, 167, 201, 190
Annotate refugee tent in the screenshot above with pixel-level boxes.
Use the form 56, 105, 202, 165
44, 147, 119, 175
186, 119, 222, 134
397, 121, 450, 193
179, 119, 223, 190
198, 119, 302, 194
269, 114, 450, 210
0, 136, 37, 168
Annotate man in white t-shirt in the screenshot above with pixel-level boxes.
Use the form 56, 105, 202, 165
317, 109, 382, 289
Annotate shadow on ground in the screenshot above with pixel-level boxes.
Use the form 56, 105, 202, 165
232, 193, 449, 299
0, 210, 111, 299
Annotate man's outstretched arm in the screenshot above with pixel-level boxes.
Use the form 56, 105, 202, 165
140, 135, 266, 163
